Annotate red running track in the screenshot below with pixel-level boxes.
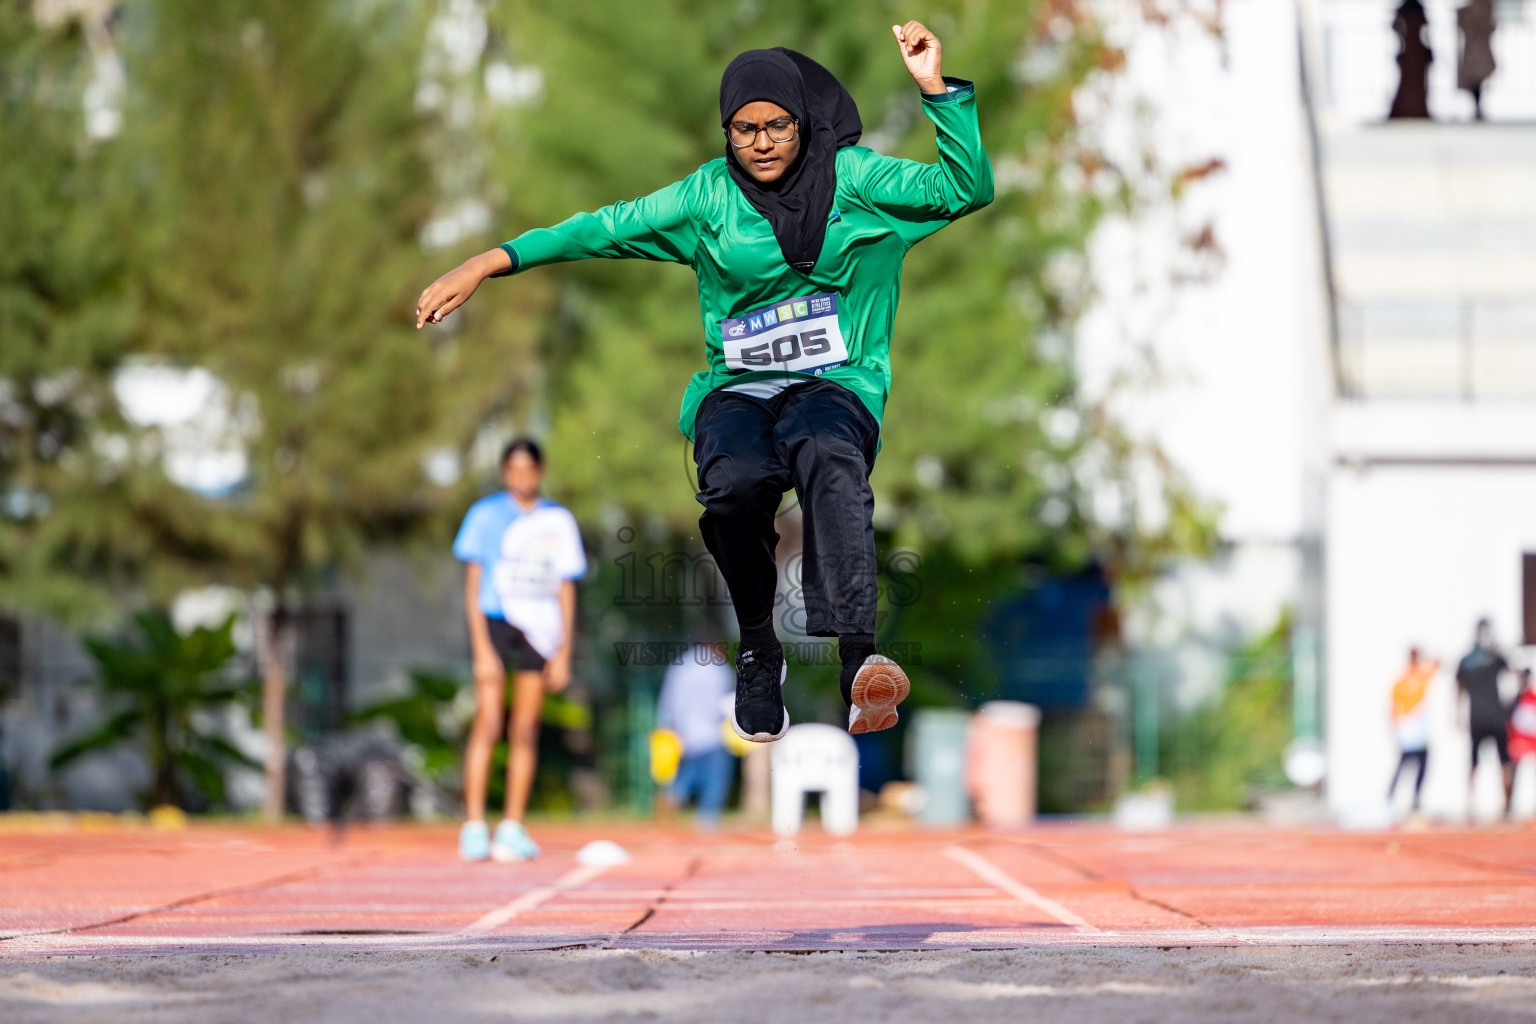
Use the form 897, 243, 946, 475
1, 820, 1533, 955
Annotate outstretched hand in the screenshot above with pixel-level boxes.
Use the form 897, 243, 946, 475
415, 247, 510, 329
892, 21, 944, 94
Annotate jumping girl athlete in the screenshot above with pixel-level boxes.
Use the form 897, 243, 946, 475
418, 22, 992, 742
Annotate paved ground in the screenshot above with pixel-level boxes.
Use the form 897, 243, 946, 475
1, 818, 1534, 955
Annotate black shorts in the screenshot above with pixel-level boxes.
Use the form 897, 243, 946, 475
486, 617, 546, 673
1470, 724, 1510, 767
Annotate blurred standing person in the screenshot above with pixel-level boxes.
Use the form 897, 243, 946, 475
417, 22, 992, 744
454, 440, 586, 861
1389, 0, 1433, 119
1456, 618, 1514, 819
657, 642, 738, 829
1387, 647, 1437, 818
1508, 668, 1536, 779
1457, 0, 1497, 121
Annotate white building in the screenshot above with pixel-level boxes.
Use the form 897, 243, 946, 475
1314, 0, 1536, 820
1083, 0, 1536, 818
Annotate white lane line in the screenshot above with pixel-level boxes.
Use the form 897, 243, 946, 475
944, 845, 1099, 933
458, 863, 612, 936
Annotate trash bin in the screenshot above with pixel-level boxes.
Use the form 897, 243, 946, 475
966, 700, 1041, 828
908, 708, 972, 826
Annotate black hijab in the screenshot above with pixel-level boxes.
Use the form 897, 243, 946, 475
719, 48, 862, 273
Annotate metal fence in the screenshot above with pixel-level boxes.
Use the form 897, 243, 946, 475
1337, 299, 1536, 398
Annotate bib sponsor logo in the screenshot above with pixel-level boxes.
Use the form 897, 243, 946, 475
721, 293, 848, 376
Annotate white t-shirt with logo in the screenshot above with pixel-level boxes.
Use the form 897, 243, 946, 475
489, 501, 587, 659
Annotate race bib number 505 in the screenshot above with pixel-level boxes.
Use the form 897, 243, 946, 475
721, 293, 848, 375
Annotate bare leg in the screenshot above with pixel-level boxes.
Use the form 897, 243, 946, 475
503, 670, 545, 822
464, 672, 506, 821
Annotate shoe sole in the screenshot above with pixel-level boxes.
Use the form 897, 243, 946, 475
848, 655, 910, 735
730, 662, 790, 743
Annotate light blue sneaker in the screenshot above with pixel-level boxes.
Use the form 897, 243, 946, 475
491, 820, 540, 862
459, 820, 490, 861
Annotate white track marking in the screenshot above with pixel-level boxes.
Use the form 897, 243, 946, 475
944, 845, 1099, 932
459, 863, 612, 936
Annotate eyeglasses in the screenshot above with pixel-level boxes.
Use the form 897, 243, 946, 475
725, 116, 798, 148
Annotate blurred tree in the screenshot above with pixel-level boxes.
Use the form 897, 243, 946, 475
51, 612, 256, 809
0, 4, 224, 621
117, 0, 544, 819
1161, 612, 1294, 811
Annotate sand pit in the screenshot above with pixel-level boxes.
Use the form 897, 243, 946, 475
3, 945, 1536, 1023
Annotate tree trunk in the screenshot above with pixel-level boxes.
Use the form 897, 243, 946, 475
151, 700, 178, 808
260, 606, 292, 823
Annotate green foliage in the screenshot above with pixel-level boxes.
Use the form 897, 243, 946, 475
3, 0, 524, 621
124, 0, 500, 591
349, 668, 595, 814
0, 7, 210, 620
51, 612, 258, 808
1161, 612, 1294, 811
348, 669, 464, 787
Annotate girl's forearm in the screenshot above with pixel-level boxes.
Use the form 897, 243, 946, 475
471, 247, 513, 279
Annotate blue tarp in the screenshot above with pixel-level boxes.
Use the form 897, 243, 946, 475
984, 571, 1110, 710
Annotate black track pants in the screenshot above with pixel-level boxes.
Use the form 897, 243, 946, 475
692, 379, 880, 638
1389, 748, 1427, 807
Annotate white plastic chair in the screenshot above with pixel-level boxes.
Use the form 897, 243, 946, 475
770, 723, 860, 836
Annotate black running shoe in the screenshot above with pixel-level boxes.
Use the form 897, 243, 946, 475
730, 645, 789, 743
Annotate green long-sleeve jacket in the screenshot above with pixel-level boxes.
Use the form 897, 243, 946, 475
501, 77, 993, 440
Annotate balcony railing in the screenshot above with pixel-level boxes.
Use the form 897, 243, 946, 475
1337, 298, 1536, 398
1317, 0, 1536, 123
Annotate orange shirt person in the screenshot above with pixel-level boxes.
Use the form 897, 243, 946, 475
1388, 647, 1436, 814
